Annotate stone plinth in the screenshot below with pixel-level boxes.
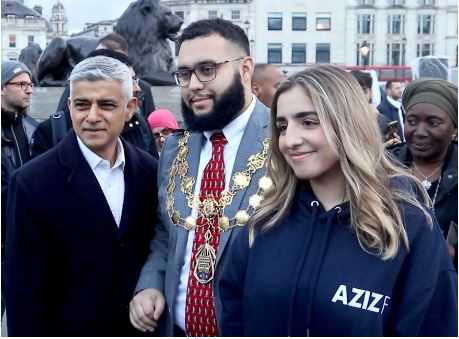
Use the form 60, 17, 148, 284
29, 86, 183, 123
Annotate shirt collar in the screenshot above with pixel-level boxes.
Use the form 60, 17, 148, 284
387, 96, 401, 109
77, 136, 126, 170
203, 94, 257, 149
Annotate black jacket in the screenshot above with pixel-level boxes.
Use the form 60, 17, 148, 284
5, 130, 158, 336
390, 143, 458, 238
377, 97, 405, 139
1, 109, 38, 168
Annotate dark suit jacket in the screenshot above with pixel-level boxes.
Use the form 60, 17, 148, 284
377, 97, 404, 138
5, 130, 158, 336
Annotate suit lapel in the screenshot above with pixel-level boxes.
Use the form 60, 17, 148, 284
174, 132, 206, 267
217, 101, 269, 262
59, 131, 119, 233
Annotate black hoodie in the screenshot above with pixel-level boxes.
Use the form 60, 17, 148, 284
219, 180, 457, 336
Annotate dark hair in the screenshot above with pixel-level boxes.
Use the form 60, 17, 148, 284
97, 33, 129, 54
385, 79, 400, 90
178, 18, 250, 56
86, 49, 133, 67
350, 70, 372, 89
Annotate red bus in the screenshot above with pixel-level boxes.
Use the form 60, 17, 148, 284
341, 65, 413, 84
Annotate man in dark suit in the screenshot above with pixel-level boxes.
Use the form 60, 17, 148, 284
5, 56, 158, 336
377, 79, 405, 141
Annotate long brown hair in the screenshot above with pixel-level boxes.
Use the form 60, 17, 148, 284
249, 64, 431, 259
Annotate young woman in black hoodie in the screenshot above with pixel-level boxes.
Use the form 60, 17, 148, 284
218, 64, 457, 337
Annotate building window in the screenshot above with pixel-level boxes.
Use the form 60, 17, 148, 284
292, 43, 306, 63
208, 10, 217, 19
28, 35, 34, 45
175, 11, 184, 20
418, 15, 434, 34
268, 12, 282, 30
316, 13, 331, 31
358, 0, 375, 5
6, 15, 15, 24
231, 10, 240, 20
292, 12, 306, 31
316, 43, 330, 62
417, 43, 435, 56
419, 0, 435, 5
357, 14, 374, 34
386, 43, 405, 65
387, 14, 405, 34
268, 43, 282, 63
9, 34, 16, 48
25, 15, 35, 24
391, 0, 405, 5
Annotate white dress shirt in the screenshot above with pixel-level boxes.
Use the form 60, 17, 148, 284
77, 137, 126, 227
174, 95, 257, 330
387, 96, 405, 141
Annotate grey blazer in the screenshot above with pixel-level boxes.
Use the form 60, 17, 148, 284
135, 99, 270, 336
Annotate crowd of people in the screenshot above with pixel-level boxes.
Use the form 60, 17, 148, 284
1, 18, 457, 337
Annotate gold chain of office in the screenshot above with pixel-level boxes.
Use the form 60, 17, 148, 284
165, 131, 273, 232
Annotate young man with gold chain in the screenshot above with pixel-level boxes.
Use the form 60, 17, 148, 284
129, 18, 271, 336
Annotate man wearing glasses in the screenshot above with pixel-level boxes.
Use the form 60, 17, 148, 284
130, 18, 270, 337
1, 61, 38, 169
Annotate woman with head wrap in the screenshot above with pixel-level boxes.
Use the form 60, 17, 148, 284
391, 77, 457, 267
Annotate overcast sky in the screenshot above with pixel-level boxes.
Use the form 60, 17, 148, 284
24, 0, 135, 33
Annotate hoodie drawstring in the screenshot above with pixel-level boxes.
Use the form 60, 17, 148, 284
303, 208, 338, 336
287, 202, 341, 336
286, 201, 319, 336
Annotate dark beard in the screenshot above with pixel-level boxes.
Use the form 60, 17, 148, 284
181, 73, 245, 132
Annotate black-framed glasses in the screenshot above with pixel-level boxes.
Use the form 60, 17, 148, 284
7, 81, 34, 90
171, 57, 244, 87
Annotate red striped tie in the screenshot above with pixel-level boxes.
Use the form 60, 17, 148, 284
185, 132, 226, 337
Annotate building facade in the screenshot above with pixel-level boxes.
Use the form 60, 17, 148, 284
71, 20, 116, 38
1, 0, 48, 60
49, 0, 69, 38
162, 0, 457, 72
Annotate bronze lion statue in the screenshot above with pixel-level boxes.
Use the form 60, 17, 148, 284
19, 43, 43, 84
35, 0, 182, 86
115, 0, 183, 85
35, 36, 98, 86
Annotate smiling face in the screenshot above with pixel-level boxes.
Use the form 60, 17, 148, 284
178, 34, 253, 131
276, 85, 341, 183
405, 102, 457, 162
69, 80, 136, 162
